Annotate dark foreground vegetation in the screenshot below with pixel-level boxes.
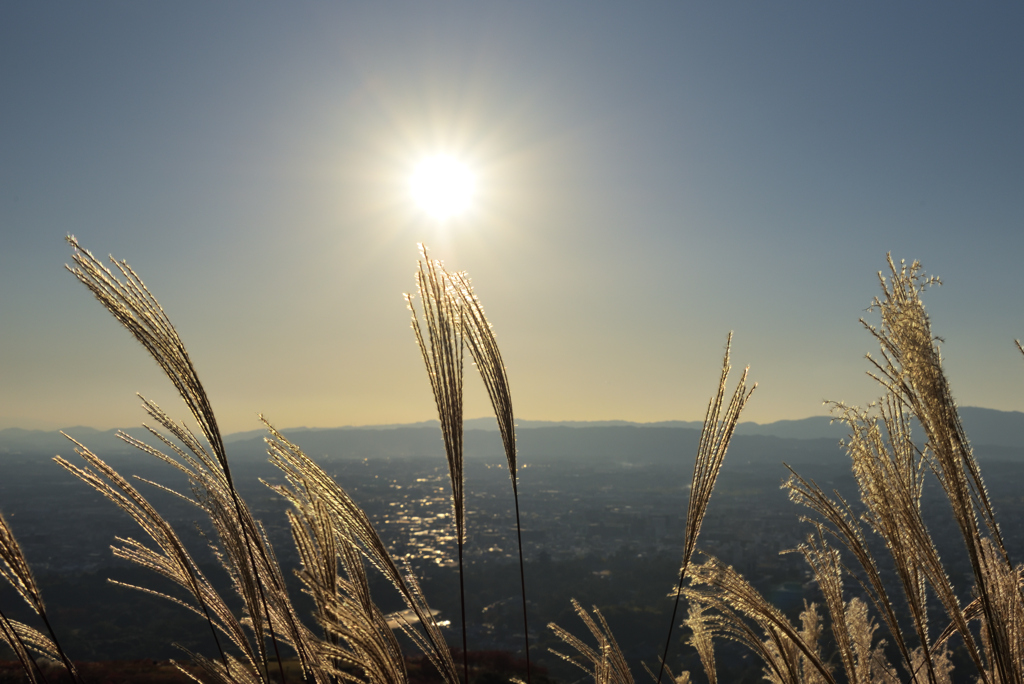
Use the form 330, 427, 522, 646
3, 239, 1024, 684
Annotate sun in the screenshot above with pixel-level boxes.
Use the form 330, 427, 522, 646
409, 155, 477, 221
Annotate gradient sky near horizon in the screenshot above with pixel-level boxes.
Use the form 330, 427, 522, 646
2, 4, 1023, 433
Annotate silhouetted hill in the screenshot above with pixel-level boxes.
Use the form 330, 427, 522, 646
0, 426, 158, 457
3, 406, 1022, 463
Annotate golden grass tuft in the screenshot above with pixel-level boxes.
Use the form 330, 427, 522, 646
3, 244, 1024, 684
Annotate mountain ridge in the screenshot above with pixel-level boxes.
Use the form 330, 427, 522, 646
2, 406, 1022, 459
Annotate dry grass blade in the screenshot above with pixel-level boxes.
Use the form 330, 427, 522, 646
657, 332, 755, 684
795, 526, 874, 684
685, 557, 837, 684
861, 256, 1014, 683
406, 245, 466, 546
833, 400, 985, 682
326, 545, 407, 684
263, 419, 459, 684
0, 512, 80, 683
65, 236, 228, 473
0, 611, 52, 684
447, 268, 533, 683
0, 513, 45, 616
286, 499, 408, 684
406, 244, 470, 683
548, 600, 634, 684
66, 237, 290, 683
53, 436, 250, 679
448, 270, 516, 483
783, 467, 918, 676
684, 602, 716, 684
683, 333, 755, 577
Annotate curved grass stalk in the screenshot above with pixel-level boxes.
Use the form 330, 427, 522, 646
794, 525, 898, 684
683, 602, 715, 684
784, 467, 919, 677
685, 557, 837, 684
0, 607, 51, 684
264, 420, 459, 684
54, 435, 251, 680
448, 268, 532, 683
406, 245, 469, 684
65, 237, 293, 684
0, 512, 81, 683
288, 505, 407, 684
826, 402, 950, 683
548, 600, 634, 684
861, 256, 1016, 684
656, 333, 754, 684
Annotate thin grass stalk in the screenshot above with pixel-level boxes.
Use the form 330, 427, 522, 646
548, 600, 634, 684
685, 602, 716, 684
510, 501, 530, 677
828, 402, 949, 684
119, 417, 281, 679
0, 512, 81, 684
54, 436, 239, 677
448, 269, 532, 683
657, 333, 754, 684
407, 246, 469, 684
784, 467, 920, 677
263, 420, 459, 684
0, 607, 49, 684
685, 557, 838, 684
65, 238, 287, 684
33, 610, 79, 684
794, 527, 858, 684
862, 256, 1013, 683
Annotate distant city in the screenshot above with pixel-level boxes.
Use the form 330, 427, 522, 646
2, 407, 1024, 676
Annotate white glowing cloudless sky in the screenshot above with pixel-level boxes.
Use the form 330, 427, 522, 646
2, 4, 1023, 432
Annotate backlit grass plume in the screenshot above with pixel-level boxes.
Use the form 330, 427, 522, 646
551, 335, 755, 684
681, 601, 716, 684
263, 420, 459, 684
861, 258, 1018, 684
548, 600, 634, 684
55, 404, 327, 684
655, 333, 754, 684
0, 512, 80, 684
681, 256, 1024, 684
406, 245, 470, 684
58, 239, 458, 684
448, 268, 533, 683
0, 238, 1020, 684
684, 558, 836, 684
65, 236, 289, 683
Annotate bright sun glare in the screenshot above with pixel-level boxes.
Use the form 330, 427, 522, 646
409, 155, 476, 221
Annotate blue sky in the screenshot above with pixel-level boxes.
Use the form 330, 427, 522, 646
2, 4, 1023, 432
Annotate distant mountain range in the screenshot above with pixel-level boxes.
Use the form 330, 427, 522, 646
2, 406, 1023, 462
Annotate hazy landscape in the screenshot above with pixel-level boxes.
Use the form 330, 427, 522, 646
4, 4, 1024, 684
4, 408, 1024, 682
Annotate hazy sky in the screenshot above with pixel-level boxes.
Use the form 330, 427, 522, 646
2, 4, 1023, 433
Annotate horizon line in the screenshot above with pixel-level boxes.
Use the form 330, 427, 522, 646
4, 404, 1024, 437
